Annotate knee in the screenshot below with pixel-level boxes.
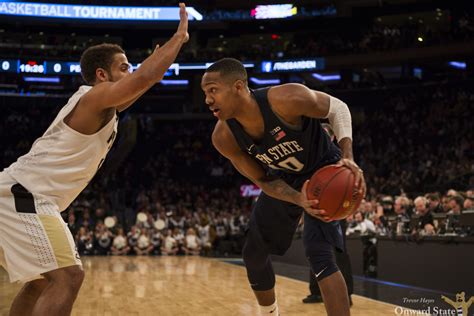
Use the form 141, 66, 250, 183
242, 242, 268, 270
66, 266, 85, 290
22, 279, 48, 299
44, 266, 84, 291
306, 242, 339, 282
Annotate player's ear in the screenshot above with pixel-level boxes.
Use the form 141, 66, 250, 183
95, 68, 109, 83
234, 79, 245, 92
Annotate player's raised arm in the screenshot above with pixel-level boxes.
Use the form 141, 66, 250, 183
212, 121, 331, 221
81, 3, 189, 113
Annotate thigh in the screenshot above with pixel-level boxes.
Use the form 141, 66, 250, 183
249, 193, 303, 255
303, 211, 344, 252
0, 173, 81, 283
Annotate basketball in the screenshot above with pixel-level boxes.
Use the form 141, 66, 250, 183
306, 164, 363, 221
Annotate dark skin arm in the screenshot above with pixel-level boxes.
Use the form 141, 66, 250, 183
212, 83, 364, 220
212, 121, 330, 221
268, 83, 366, 197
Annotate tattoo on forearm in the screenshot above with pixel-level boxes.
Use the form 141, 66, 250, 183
262, 179, 298, 203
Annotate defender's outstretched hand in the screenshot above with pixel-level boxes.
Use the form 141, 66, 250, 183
176, 3, 189, 43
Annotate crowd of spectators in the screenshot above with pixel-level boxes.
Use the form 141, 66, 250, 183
1, 12, 473, 62
345, 189, 474, 239
0, 82, 472, 256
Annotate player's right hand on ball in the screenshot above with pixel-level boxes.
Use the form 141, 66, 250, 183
299, 180, 332, 222
176, 3, 189, 43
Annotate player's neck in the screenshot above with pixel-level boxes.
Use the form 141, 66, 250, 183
233, 93, 265, 141
234, 92, 262, 128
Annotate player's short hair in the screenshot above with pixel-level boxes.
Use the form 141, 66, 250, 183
205, 58, 248, 83
80, 43, 125, 85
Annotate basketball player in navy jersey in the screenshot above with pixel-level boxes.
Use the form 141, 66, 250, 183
0, 4, 188, 316
201, 58, 365, 316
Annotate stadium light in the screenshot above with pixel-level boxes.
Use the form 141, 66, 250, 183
249, 77, 281, 85
23, 76, 60, 83
160, 79, 189, 86
448, 61, 467, 69
311, 73, 341, 81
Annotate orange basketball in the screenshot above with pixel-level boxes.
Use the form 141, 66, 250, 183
306, 164, 363, 221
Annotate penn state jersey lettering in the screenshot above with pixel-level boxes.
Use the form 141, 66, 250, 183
227, 87, 340, 175
4, 85, 119, 211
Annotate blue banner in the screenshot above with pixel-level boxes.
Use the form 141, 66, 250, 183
0, 1, 203, 21
0, 59, 255, 75
261, 58, 325, 72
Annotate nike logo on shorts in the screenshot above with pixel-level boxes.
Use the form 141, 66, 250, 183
315, 266, 328, 278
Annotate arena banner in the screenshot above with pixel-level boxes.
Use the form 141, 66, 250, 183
251, 4, 297, 20
0, 1, 203, 21
0, 59, 255, 75
260, 58, 326, 73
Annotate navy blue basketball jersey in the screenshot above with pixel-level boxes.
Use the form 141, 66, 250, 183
226, 87, 341, 176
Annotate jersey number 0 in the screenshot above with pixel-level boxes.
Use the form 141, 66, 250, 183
269, 156, 304, 172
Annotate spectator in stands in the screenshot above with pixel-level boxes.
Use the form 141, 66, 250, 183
134, 228, 154, 255
426, 193, 444, 213
414, 196, 434, 234
394, 196, 411, 217
347, 211, 376, 236
184, 228, 201, 255
161, 229, 179, 255
441, 196, 451, 213
75, 227, 93, 256
150, 229, 163, 255
361, 199, 376, 219
95, 221, 113, 255
394, 196, 410, 235
374, 216, 388, 236
67, 211, 79, 237
464, 197, 474, 210
111, 228, 130, 256
127, 226, 140, 254
466, 190, 474, 199
197, 218, 214, 256
79, 209, 94, 231
172, 227, 185, 255
448, 196, 465, 215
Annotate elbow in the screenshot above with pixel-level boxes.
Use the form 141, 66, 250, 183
327, 96, 352, 141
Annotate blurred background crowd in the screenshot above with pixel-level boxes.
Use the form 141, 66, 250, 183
0, 0, 473, 257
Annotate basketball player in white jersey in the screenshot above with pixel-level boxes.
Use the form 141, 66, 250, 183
0, 4, 189, 315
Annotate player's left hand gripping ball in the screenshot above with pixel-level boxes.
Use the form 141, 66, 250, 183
336, 158, 366, 198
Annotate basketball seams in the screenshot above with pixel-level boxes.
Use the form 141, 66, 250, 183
332, 169, 352, 220
313, 167, 346, 200
314, 167, 347, 217
307, 164, 362, 221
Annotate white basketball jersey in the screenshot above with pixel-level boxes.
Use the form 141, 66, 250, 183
4, 85, 118, 211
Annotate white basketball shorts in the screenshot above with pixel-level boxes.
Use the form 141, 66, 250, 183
0, 172, 81, 283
